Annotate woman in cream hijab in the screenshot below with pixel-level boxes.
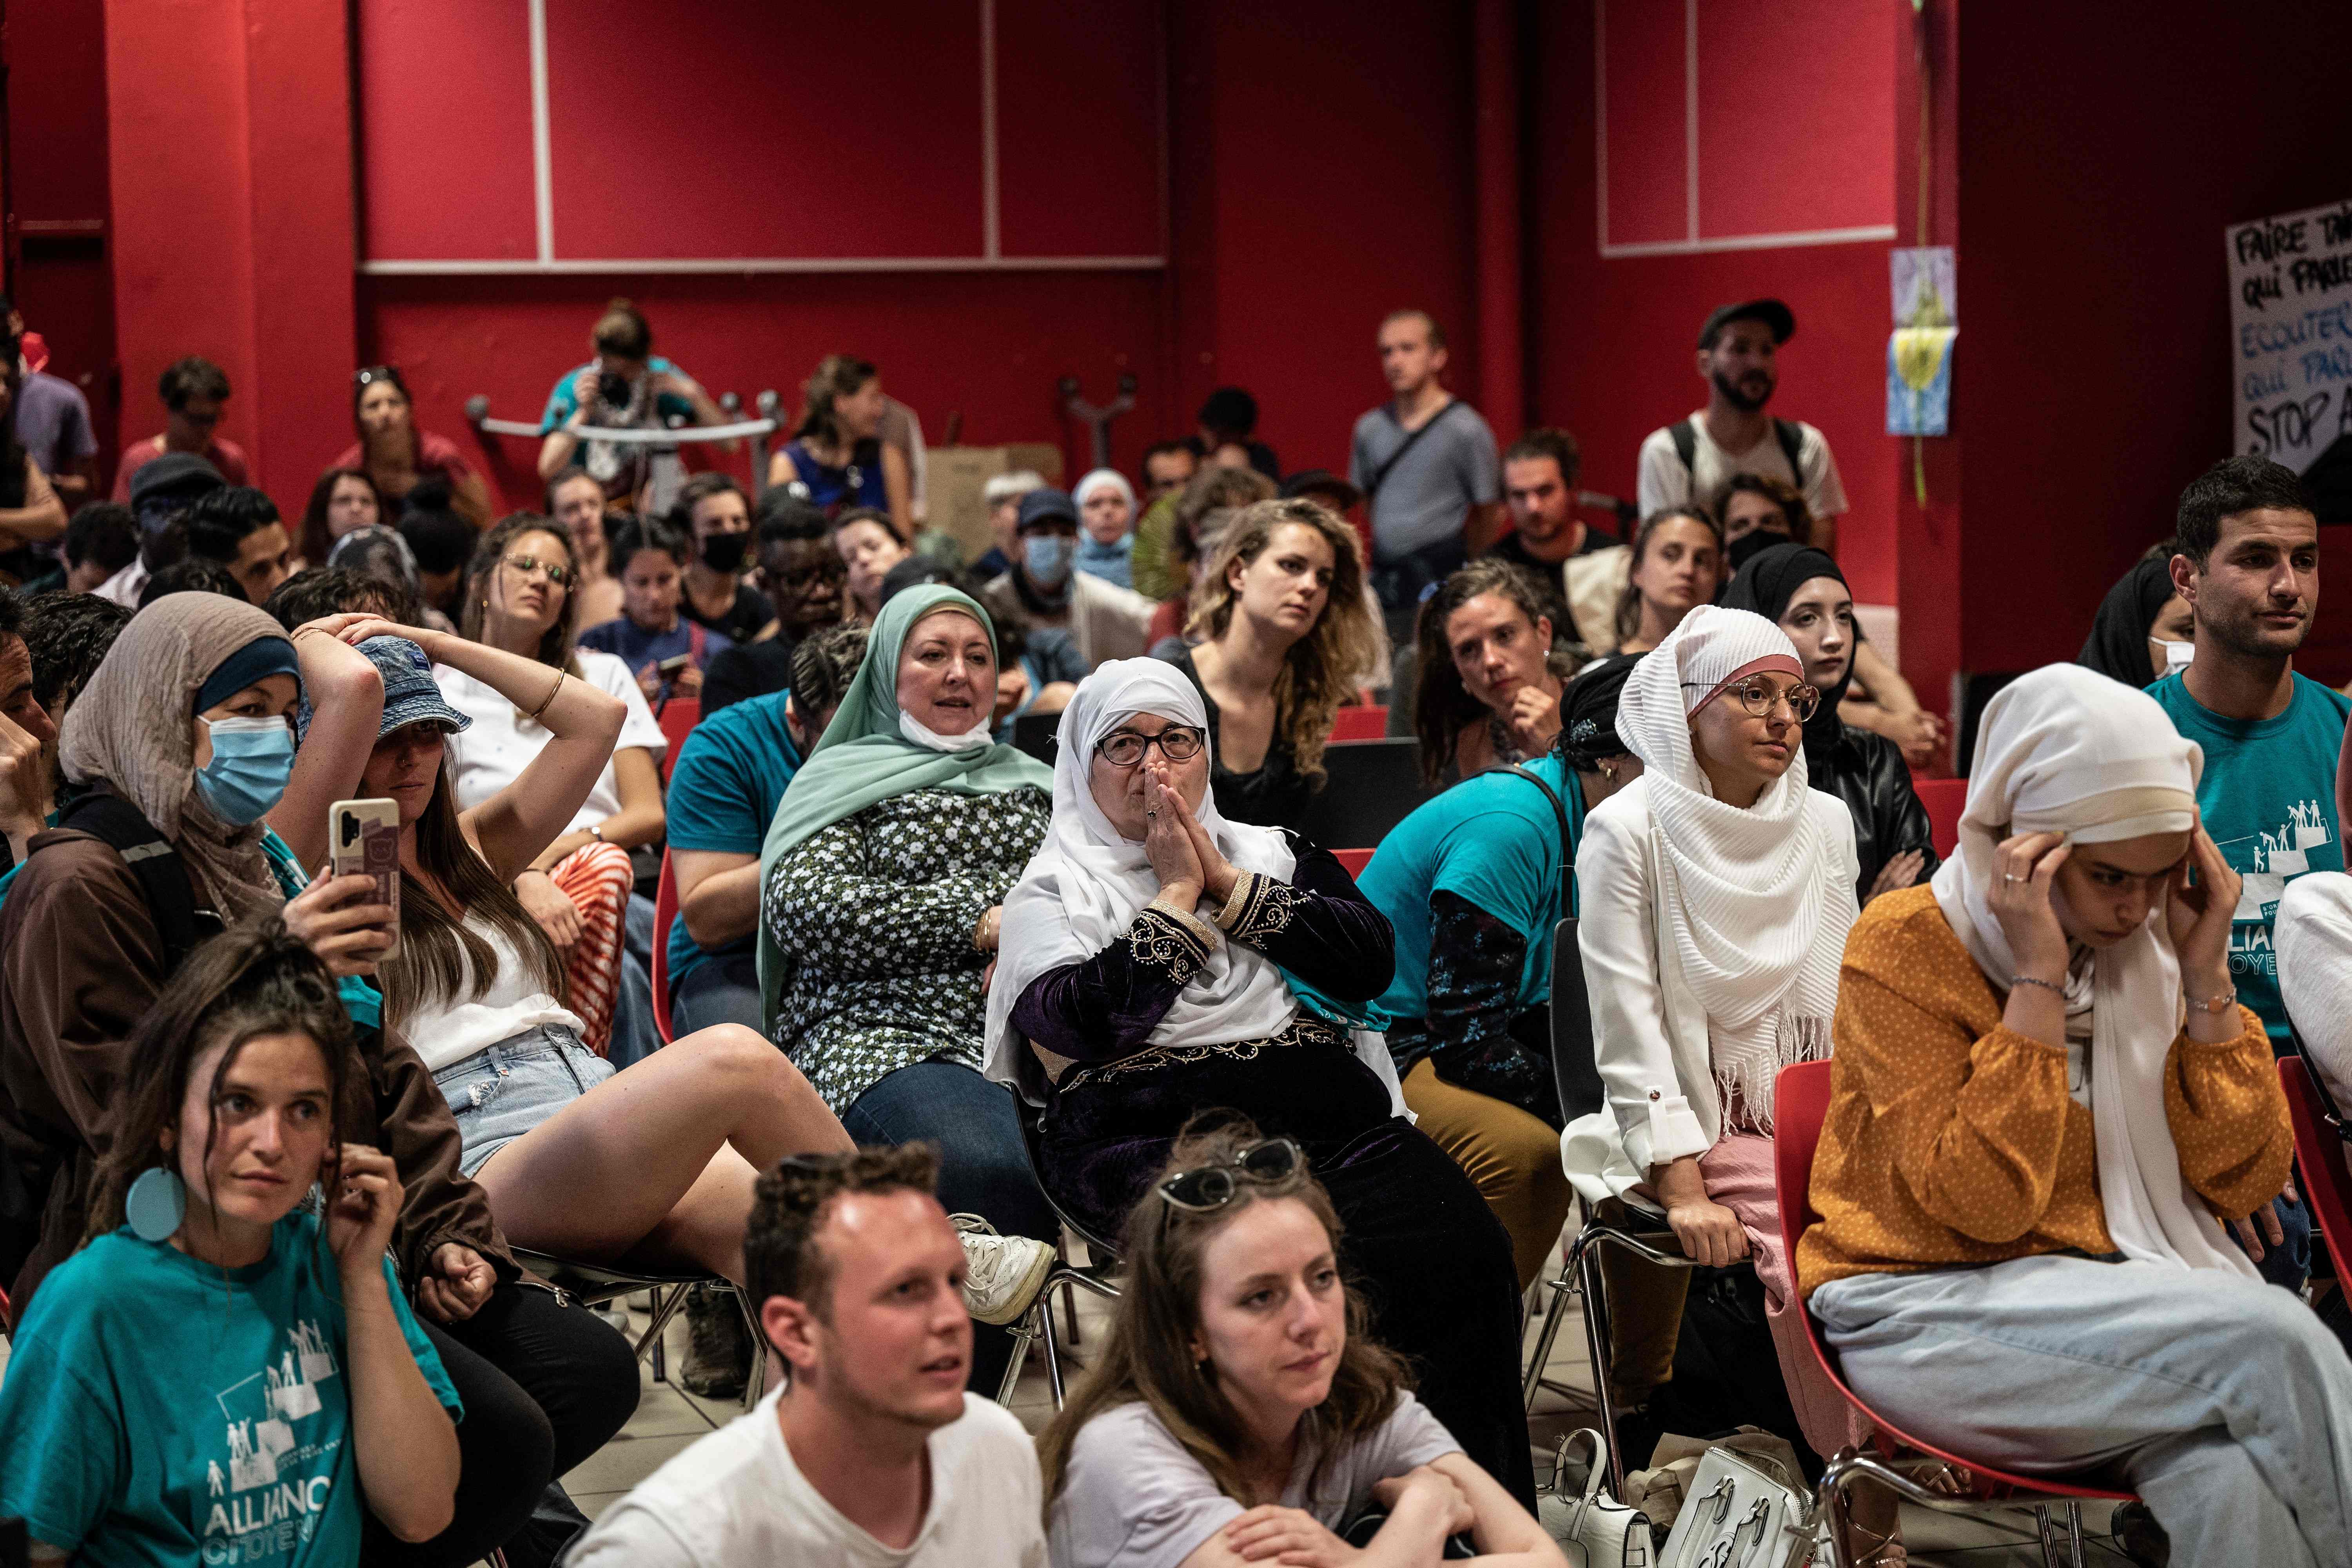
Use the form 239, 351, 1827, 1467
1798, 664, 2350, 1566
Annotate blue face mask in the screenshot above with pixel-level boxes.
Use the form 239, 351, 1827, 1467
195, 715, 296, 826
1023, 534, 1074, 588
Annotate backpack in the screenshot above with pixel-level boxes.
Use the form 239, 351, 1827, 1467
1666, 417, 1807, 502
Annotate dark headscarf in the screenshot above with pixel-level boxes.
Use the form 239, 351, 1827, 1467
1557, 652, 1641, 772
2077, 555, 2176, 686
1719, 542, 1851, 773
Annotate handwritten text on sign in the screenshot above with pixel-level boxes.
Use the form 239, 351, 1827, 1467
2229, 198, 2352, 474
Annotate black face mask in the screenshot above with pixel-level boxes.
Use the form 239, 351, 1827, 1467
1725, 526, 1790, 574
700, 532, 750, 573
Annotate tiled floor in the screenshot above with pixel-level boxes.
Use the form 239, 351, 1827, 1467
566, 1249, 2139, 1565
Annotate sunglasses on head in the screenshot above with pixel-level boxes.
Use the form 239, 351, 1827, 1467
1156, 1138, 1305, 1218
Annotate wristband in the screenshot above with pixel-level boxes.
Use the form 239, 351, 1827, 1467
2009, 974, 2067, 997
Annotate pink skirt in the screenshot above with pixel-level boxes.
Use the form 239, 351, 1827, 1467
1699, 1130, 1878, 1460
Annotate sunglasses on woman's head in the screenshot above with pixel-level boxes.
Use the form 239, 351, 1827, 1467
1096, 725, 1207, 767
1156, 1138, 1305, 1215
1682, 676, 1820, 723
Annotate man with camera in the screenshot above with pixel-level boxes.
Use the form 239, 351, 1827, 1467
537, 299, 731, 516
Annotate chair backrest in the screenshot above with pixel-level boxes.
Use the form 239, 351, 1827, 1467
1331, 704, 1388, 742
1914, 776, 1967, 858
2281, 1056, 2352, 1283
651, 850, 679, 1046
1298, 738, 1429, 849
657, 695, 700, 784
1549, 918, 1606, 1120
1332, 848, 1374, 878
1771, 1060, 1836, 1250
1012, 709, 1059, 764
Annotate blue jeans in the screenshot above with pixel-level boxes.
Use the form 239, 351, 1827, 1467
1814, 1254, 2352, 1567
841, 1060, 1058, 1394
609, 892, 661, 1069
669, 950, 762, 1037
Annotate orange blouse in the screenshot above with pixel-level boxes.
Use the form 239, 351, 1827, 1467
1796, 885, 2292, 1298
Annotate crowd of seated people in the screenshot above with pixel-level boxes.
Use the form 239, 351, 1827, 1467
7, 278, 2352, 1568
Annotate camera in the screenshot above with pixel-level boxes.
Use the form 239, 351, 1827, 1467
597, 370, 634, 410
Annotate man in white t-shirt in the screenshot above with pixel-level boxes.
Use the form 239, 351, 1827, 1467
567, 1145, 1047, 1568
1635, 298, 1849, 555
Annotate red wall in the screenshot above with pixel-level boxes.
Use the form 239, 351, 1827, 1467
1528, 0, 1903, 604
1949, 0, 2352, 688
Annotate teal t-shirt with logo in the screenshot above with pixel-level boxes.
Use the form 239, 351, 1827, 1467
0, 1211, 460, 1566
2148, 670, 2352, 1049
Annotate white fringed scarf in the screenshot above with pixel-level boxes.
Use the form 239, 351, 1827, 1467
1616, 606, 1849, 1126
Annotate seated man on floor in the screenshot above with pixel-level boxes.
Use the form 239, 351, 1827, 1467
566, 1146, 1048, 1568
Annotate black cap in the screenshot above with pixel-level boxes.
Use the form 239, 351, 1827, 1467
1698, 298, 1796, 350
1280, 469, 1363, 510
1016, 487, 1079, 532
128, 451, 227, 510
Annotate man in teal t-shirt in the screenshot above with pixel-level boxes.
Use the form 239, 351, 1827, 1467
2145, 455, 2341, 1055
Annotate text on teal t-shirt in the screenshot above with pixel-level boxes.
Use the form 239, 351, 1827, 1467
2147, 670, 2351, 1047
662, 691, 805, 987
0, 1212, 461, 1567
1357, 756, 1582, 1026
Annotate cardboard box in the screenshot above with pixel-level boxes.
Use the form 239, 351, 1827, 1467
926, 443, 1065, 561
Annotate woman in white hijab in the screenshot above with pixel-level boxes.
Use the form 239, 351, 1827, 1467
1799, 664, 2351, 1567
986, 658, 1536, 1504
1561, 606, 1878, 1530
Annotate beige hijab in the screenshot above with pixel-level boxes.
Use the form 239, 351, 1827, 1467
57, 593, 295, 924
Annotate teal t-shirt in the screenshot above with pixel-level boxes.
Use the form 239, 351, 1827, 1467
661, 692, 805, 987
2147, 670, 2351, 1047
1357, 756, 1582, 1025
0, 1212, 461, 1567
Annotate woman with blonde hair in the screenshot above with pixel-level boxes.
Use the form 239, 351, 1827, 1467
1161, 497, 1383, 831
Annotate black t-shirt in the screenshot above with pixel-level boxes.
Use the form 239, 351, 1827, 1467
1162, 645, 1310, 832
682, 581, 775, 646
1482, 524, 1619, 575
700, 636, 797, 717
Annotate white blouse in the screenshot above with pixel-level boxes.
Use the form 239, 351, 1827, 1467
1561, 775, 1859, 1205
436, 648, 666, 836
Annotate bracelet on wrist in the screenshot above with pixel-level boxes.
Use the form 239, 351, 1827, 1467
2009, 973, 2067, 997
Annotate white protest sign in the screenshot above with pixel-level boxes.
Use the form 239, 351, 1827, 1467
2228, 198, 2352, 474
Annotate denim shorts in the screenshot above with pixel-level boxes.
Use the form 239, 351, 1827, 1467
431, 1023, 616, 1178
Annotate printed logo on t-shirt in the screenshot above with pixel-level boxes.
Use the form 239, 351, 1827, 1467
204, 1318, 343, 1558
2218, 799, 2333, 977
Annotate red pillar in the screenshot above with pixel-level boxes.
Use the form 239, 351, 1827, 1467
1472, 0, 1524, 435
103, 0, 355, 509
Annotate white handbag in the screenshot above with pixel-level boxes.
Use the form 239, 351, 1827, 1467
1543, 1428, 1657, 1568
1656, 1443, 1812, 1568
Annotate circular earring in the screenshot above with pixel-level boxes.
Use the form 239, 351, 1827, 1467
126, 1165, 187, 1243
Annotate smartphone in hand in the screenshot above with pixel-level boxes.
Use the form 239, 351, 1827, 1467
328, 797, 402, 961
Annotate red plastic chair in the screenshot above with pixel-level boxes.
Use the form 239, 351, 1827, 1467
1332, 848, 1374, 878
1772, 1060, 2134, 1566
1330, 705, 1387, 742
650, 850, 679, 1046
1913, 776, 1966, 859
656, 694, 700, 784
2281, 1056, 2352, 1283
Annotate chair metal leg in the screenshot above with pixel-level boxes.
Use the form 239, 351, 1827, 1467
645, 1284, 681, 1382
997, 1309, 1038, 1407
1572, 1232, 1626, 1495
2034, 1504, 2065, 1567
1815, 1448, 1864, 1568
730, 1285, 767, 1412
1038, 1278, 1069, 1408
1520, 1262, 1574, 1406
2065, 1499, 2087, 1568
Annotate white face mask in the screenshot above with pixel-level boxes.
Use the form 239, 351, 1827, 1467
900, 710, 993, 753
2152, 637, 2194, 677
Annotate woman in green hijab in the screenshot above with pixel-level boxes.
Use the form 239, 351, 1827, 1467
759, 584, 1061, 1385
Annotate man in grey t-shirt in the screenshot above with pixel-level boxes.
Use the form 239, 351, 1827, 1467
1348, 310, 1502, 618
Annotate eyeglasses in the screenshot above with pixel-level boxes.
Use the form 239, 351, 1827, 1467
501, 555, 572, 588
1682, 677, 1820, 722
1156, 1138, 1304, 1215
1096, 725, 1206, 767
771, 560, 848, 590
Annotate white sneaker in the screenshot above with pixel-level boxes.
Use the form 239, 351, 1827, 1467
951, 1213, 1057, 1326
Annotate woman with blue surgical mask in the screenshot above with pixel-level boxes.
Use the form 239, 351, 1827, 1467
0, 592, 399, 1312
